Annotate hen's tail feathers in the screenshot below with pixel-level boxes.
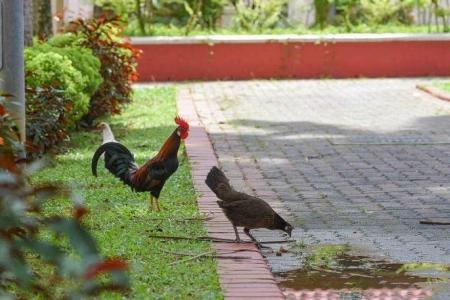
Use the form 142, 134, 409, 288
91, 142, 138, 186
205, 166, 232, 197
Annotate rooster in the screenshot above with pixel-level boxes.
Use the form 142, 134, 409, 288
205, 166, 293, 243
91, 117, 189, 211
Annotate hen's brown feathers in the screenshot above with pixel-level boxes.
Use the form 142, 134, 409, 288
217, 199, 275, 229
205, 166, 241, 200
205, 166, 293, 236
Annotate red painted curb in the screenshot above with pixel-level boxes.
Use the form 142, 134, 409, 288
177, 88, 285, 299
417, 84, 450, 102
133, 37, 450, 81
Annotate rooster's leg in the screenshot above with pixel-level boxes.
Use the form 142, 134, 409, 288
148, 195, 154, 210
233, 225, 241, 243
155, 198, 161, 211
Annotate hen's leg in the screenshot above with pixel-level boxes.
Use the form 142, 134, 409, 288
243, 228, 267, 248
233, 225, 241, 243
243, 228, 257, 242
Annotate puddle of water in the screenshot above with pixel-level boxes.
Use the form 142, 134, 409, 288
277, 254, 438, 290
275, 244, 449, 294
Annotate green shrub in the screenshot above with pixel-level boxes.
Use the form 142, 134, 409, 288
56, 47, 103, 96
232, 0, 287, 31
335, 0, 363, 30
361, 0, 400, 25
47, 32, 80, 47
185, 0, 226, 32
334, 0, 415, 29
25, 51, 89, 124
26, 41, 102, 98
314, 0, 332, 29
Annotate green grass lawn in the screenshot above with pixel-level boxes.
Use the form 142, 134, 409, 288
32, 87, 222, 299
434, 82, 450, 93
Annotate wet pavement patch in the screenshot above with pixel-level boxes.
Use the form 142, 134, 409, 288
275, 244, 450, 297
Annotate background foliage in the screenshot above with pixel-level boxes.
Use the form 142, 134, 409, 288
24, 15, 139, 154
98, 0, 225, 35
232, 0, 287, 31
96, 0, 450, 34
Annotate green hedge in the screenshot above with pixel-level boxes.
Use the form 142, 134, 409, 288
25, 51, 90, 124
40, 39, 103, 96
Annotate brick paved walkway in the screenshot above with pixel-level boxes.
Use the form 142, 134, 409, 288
182, 79, 450, 278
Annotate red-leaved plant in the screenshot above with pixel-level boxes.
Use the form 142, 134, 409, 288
68, 16, 141, 126
25, 86, 72, 155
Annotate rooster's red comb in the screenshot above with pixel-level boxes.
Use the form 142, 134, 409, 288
175, 116, 189, 131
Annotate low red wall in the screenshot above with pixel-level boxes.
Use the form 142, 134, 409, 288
131, 35, 450, 81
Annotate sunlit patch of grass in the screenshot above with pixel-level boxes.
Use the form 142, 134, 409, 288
433, 82, 450, 94
32, 87, 223, 299
399, 262, 450, 274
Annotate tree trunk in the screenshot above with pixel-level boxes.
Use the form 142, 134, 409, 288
1, 0, 26, 145
23, 0, 33, 46
35, 0, 53, 39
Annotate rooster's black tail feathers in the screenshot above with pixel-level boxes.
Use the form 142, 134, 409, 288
91, 142, 138, 186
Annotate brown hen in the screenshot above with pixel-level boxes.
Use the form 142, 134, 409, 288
205, 166, 293, 242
